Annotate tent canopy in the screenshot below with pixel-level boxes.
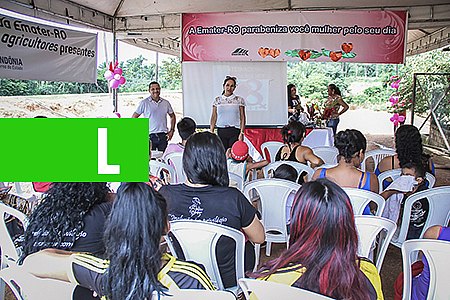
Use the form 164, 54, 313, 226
2, 0, 450, 57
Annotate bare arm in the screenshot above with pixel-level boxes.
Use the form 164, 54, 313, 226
369, 173, 379, 194
21, 249, 74, 282
167, 112, 176, 141
300, 147, 324, 169
242, 215, 265, 244
239, 106, 246, 141
246, 160, 269, 173
210, 106, 217, 133
132, 112, 141, 118
337, 96, 349, 116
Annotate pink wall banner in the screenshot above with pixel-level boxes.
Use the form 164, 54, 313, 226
182, 10, 407, 64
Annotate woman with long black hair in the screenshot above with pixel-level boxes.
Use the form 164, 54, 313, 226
21, 182, 214, 299
252, 179, 383, 299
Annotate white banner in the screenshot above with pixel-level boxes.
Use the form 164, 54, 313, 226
0, 13, 97, 83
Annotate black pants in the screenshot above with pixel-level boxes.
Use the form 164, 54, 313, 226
217, 127, 240, 150
150, 132, 168, 151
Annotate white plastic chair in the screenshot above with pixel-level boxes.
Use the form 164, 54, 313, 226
154, 289, 236, 299
0, 265, 76, 300
312, 146, 339, 164
401, 239, 450, 300
391, 186, 450, 248
263, 161, 314, 182
243, 179, 301, 257
377, 169, 436, 193
361, 149, 396, 172
260, 141, 284, 163
354, 216, 397, 271
228, 172, 244, 192
342, 188, 386, 216
164, 152, 186, 183
149, 160, 177, 184
0, 203, 28, 267
165, 220, 245, 293
9, 183, 39, 202
239, 278, 334, 300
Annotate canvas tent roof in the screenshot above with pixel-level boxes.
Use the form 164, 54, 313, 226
2, 0, 450, 57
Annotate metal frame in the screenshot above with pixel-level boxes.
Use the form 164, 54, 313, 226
411, 72, 450, 152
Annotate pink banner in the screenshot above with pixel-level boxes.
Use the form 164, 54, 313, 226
182, 10, 407, 64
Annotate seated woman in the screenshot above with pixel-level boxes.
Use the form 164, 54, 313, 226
251, 179, 383, 300
312, 129, 378, 214
158, 131, 265, 289
226, 140, 269, 179
20, 182, 113, 260
275, 121, 324, 170
376, 125, 434, 179
21, 182, 214, 299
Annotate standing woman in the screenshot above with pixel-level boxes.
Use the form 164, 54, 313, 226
324, 84, 349, 134
210, 76, 246, 149
287, 84, 301, 118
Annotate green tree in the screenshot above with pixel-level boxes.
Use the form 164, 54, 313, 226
159, 57, 182, 90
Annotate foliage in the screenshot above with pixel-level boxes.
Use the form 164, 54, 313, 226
159, 57, 182, 90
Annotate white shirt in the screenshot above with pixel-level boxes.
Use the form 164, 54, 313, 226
135, 96, 174, 134
213, 94, 245, 128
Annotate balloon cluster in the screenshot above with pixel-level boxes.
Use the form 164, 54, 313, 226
387, 76, 410, 127
104, 62, 126, 89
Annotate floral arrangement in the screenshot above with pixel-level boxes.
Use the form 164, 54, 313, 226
387, 76, 411, 126
285, 43, 356, 62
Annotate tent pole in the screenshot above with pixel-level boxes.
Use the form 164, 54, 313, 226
112, 19, 118, 112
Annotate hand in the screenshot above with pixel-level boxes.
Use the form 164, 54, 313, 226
166, 130, 174, 141
239, 132, 244, 141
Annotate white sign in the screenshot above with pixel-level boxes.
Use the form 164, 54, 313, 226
0, 12, 97, 83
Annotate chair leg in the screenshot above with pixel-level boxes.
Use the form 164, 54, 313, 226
265, 242, 272, 256
253, 244, 260, 272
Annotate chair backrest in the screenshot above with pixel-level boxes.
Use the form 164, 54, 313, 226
239, 278, 334, 300
260, 141, 284, 163
401, 239, 450, 300
0, 265, 76, 300
165, 220, 245, 291
0, 203, 28, 266
164, 152, 186, 183
361, 149, 396, 172
228, 172, 244, 192
243, 179, 300, 238
149, 160, 177, 184
312, 146, 339, 164
354, 216, 397, 271
153, 289, 236, 300
342, 188, 386, 216
391, 186, 450, 248
378, 169, 436, 193
263, 161, 314, 182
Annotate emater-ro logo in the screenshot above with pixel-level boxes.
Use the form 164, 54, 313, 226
231, 48, 249, 56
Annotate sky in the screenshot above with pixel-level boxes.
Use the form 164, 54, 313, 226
0, 8, 175, 66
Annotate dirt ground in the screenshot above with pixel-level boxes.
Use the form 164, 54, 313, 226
1, 91, 449, 300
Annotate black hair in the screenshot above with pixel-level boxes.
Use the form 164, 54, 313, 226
177, 117, 197, 141
287, 84, 297, 101
328, 84, 342, 96
34, 115, 47, 118
222, 76, 237, 95
334, 129, 367, 163
104, 182, 167, 300
281, 121, 306, 145
402, 161, 426, 179
148, 81, 160, 89
273, 164, 298, 182
21, 183, 109, 260
183, 132, 229, 187
395, 125, 431, 172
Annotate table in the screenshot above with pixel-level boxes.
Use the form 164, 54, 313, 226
302, 128, 334, 148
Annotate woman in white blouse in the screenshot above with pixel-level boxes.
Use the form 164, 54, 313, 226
210, 76, 246, 149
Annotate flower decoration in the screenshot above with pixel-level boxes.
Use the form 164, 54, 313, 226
390, 113, 405, 126
387, 76, 411, 126
104, 62, 127, 89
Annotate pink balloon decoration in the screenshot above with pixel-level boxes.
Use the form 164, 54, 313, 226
109, 79, 120, 89
390, 113, 405, 126
113, 68, 123, 75
104, 70, 114, 80
114, 74, 121, 80
118, 76, 126, 85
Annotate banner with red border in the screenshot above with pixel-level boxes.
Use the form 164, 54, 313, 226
182, 10, 407, 64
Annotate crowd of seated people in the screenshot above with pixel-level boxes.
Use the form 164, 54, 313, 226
8, 119, 447, 300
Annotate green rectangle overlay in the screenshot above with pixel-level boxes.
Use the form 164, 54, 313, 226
0, 118, 149, 182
